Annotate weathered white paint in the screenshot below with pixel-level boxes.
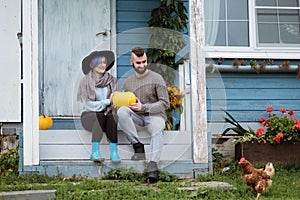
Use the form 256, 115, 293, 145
0, 0, 21, 122
41, 0, 112, 117
23, 0, 39, 165
189, 0, 208, 163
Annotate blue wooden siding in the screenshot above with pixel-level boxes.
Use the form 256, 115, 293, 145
207, 73, 300, 122
116, 0, 160, 80
116, 0, 188, 81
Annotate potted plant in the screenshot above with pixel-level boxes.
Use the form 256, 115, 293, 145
222, 107, 300, 165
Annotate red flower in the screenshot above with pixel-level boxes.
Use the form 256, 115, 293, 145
273, 133, 284, 143
292, 123, 300, 130
280, 108, 286, 113
256, 128, 265, 136
258, 117, 266, 123
276, 133, 284, 138
261, 121, 269, 127
288, 110, 295, 116
266, 107, 274, 112
291, 118, 298, 123
273, 137, 280, 143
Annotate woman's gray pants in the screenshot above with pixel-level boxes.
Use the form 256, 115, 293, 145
117, 106, 165, 163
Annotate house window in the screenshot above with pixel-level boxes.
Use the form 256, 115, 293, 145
204, 0, 300, 47
256, 0, 300, 46
204, 0, 249, 46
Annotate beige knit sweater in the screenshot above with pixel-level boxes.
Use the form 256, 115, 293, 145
123, 70, 170, 120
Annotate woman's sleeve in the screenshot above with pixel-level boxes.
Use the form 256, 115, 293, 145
83, 99, 110, 112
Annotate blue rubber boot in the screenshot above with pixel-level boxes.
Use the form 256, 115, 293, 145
90, 142, 104, 162
110, 143, 121, 163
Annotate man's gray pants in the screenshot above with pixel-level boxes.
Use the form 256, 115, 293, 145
117, 106, 165, 163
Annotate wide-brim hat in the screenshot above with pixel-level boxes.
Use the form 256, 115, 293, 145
82, 50, 115, 75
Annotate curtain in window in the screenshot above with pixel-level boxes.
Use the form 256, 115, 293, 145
204, 0, 221, 46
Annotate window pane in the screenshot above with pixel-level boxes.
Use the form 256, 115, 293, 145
257, 0, 299, 7
280, 24, 300, 43
228, 0, 248, 19
278, 0, 299, 7
258, 23, 279, 43
257, 9, 278, 23
204, 0, 225, 20
228, 22, 249, 46
279, 9, 300, 23
205, 21, 226, 46
219, 1, 226, 20
214, 22, 226, 46
256, 0, 276, 6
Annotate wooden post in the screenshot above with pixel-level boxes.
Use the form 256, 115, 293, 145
189, 0, 208, 163
23, 0, 39, 166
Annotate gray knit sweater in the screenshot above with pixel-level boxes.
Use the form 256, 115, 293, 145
123, 70, 170, 120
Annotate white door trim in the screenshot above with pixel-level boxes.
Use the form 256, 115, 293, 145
23, 0, 39, 166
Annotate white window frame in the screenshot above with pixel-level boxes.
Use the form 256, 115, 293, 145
204, 0, 300, 59
255, 1, 300, 47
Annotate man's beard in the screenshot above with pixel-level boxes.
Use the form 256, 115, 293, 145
132, 65, 147, 74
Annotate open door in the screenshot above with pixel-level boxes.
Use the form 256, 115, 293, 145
39, 0, 112, 117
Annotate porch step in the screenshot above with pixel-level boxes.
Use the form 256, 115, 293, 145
39, 130, 192, 161
22, 160, 210, 179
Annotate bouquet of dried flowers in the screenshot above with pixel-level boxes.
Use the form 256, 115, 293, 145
165, 85, 184, 130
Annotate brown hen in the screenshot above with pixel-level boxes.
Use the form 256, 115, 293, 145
239, 157, 274, 200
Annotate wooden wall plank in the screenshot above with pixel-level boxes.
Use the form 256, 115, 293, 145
117, 1, 159, 11
207, 88, 300, 100
207, 110, 300, 122
207, 74, 300, 89
207, 100, 300, 110
117, 11, 152, 21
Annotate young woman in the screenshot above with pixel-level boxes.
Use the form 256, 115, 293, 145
77, 50, 120, 163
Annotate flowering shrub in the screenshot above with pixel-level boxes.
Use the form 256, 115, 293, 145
165, 85, 184, 130
222, 107, 300, 144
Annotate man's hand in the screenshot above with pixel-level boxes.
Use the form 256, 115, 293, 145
129, 98, 142, 111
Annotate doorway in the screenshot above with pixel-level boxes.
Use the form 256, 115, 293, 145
38, 0, 113, 117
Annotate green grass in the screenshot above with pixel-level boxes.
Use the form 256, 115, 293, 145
0, 162, 300, 199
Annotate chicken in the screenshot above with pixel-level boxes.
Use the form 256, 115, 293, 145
264, 162, 275, 178
239, 157, 274, 200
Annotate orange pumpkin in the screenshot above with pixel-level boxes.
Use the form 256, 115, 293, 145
112, 92, 137, 107
39, 115, 53, 130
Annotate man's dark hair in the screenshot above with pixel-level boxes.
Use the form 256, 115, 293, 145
132, 47, 145, 57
